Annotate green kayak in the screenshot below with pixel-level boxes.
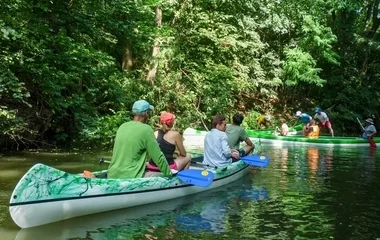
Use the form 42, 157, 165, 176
184, 128, 378, 147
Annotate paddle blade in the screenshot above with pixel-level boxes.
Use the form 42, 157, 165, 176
241, 155, 270, 167
177, 169, 214, 187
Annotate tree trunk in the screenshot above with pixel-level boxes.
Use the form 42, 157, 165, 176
146, 6, 162, 83
366, 0, 380, 38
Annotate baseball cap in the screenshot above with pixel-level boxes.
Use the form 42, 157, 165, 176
315, 107, 322, 113
160, 112, 176, 126
132, 100, 154, 113
296, 111, 301, 116
264, 115, 271, 121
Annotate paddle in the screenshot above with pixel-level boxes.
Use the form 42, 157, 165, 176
98, 158, 215, 187
240, 154, 270, 167
356, 117, 377, 148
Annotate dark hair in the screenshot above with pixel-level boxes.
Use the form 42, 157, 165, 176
232, 113, 244, 125
211, 114, 225, 129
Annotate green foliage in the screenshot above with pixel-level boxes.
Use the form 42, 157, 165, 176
1, 0, 380, 149
283, 48, 325, 87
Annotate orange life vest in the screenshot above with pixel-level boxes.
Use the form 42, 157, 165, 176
306, 125, 320, 139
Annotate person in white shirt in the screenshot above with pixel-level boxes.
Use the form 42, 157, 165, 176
313, 107, 334, 137
203, 114, 239, 167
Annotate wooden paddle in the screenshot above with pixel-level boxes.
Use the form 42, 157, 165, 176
98, 158, 214, 187
356, 117, 377, 148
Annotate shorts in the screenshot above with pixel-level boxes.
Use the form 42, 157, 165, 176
232, 149, 246, 162
146, 162, 178, 172
238, 148, 246, 157
318, 120, 332, 129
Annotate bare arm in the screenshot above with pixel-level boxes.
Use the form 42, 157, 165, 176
244, 137, 254, 147
174, 132, 187, 157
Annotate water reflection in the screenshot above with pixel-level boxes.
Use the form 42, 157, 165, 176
307, 148, 319, 174
176, 184, 268, 234
1, 146, 380, 240
15, 178, 268, 240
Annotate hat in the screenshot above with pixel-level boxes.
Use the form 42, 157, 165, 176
365, 118, 374, 124
132, 100, 154, 113
315, 107, 322, 113
160, 112, 176, 126
296, 111, 301, 116
264, 115, 271, 121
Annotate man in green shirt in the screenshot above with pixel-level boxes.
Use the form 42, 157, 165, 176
226, 113, 254, 157
107, 100, 172, 179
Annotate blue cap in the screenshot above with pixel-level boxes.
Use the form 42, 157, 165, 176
132, 100, 154, 113
315, 107, 322, 113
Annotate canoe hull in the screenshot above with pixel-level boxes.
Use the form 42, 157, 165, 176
10, 162, 250, 228
184, 128, 377, 147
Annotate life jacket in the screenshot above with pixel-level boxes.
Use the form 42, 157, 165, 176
306, 125, 320, 139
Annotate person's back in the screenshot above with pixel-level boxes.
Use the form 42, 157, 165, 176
297, 112, 311, 124
226, 113, 254, 156
203, 114, 239, 167
257, 114, 270, 129
304, 120, 320, 139
226, 124, 245, 150
108, 100, 172, 179
279, 118, 289, 136
148, 112, 191, 171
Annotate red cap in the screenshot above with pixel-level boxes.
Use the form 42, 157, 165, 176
160, 112, 176, 126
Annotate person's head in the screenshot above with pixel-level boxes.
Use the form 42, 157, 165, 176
365, 118, 374, 125
160, 112, 176, 129
132, 100, 154, 123
280, 118, 286, 124
264, 115, 271, 121
232, 113, 244, 126
211, 114, 227, 132
315, 107, 322, 114
296, 111, 302, 117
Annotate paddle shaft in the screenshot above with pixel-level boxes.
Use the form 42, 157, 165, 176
99, 158, 111, 165
191, 161, 218, 169
356, 117, 365, 131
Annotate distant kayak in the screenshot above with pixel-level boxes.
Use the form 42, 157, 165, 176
184, 128, 377, 147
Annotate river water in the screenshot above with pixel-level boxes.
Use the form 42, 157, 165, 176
0, 145, 379, 240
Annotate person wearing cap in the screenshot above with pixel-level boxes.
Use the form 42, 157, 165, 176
203, 114, 240, 167
313, 107, 334, 137
257, 114, 271, 129
226, 113, 254, 157
296, 110, 312, 133
361, 118, 377, 139
107, 100, 173, 179
147, 112, 191, 171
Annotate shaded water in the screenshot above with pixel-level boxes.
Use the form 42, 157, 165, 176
1, 145, 380, 240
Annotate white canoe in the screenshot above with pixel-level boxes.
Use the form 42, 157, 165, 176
9, 159, 251, 228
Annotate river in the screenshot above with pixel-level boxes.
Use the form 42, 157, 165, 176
0, 145, 379, 240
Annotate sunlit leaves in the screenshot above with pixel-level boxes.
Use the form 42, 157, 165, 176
283, 48, 325, 87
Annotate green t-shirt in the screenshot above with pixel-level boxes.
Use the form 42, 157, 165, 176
225, 124, 247, 150
108, 121, 172, 179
